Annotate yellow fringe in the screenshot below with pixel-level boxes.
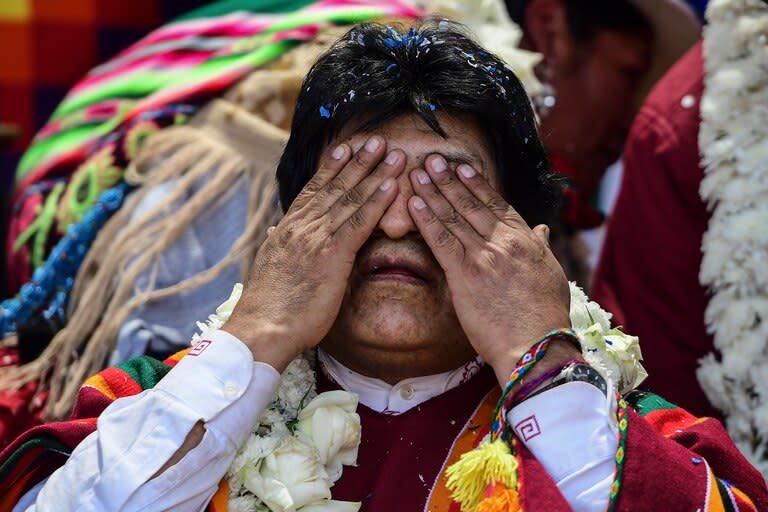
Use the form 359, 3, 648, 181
445, 439, 519, 510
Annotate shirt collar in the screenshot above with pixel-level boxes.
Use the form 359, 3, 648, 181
317, 348, 484, 415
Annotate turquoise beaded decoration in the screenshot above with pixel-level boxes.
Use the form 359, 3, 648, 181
0, 182, 131, 337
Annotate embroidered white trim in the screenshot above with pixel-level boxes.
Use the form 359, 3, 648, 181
697, 0, 768, 477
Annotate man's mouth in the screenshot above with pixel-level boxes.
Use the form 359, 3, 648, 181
360, 256, 430, 285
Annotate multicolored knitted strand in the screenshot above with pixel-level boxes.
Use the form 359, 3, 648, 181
0, 182, 130, 338
1, 103, 196, 336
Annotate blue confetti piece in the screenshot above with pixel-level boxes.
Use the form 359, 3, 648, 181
383, 38, 399, 48
319, 105, 331, 118
429, 103, 436, 111
386, 63, 398, 72
691, 457, 702, 465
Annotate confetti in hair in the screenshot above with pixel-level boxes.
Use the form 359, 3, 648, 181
382, 26, 430, 50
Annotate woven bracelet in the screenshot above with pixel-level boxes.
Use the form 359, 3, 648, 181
489, 328, 581, 441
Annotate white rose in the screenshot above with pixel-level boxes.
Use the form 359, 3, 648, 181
604, 330, 648, 393
297, 391, 361, 482
243, 436, 332, 512
229, 433, 283, 492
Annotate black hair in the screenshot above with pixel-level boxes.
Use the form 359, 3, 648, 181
275, 21, 560, 228
505, 0, 651, 44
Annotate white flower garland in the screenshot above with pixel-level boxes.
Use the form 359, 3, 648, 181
697, 0, 768, 478
191, 282, 645, 511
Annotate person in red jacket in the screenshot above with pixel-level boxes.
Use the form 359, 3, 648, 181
591, 42, 716, 419
504, 0, 701, 283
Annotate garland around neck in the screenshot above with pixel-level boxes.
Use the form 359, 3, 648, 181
191, 281, 646, 511
697, 0, 768, 478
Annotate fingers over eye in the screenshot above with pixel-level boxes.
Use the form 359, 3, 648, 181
333, 178, 399, 248
449, 161, 527, 228
422, 155, 500, 238
409, 167, 484, 247
326, 147, 405, 232
309, 136, 392, 212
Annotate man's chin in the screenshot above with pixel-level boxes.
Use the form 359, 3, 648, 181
338, 296, 437, 341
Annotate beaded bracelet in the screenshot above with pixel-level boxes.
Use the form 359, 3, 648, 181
489, 328, 581, 441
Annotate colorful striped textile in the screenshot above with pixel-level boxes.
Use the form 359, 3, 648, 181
6, 0, 421, 292
0, 0, 213, 168
0, 349, 187, 511
13, 0, 418, 189
626, 391, 759, 512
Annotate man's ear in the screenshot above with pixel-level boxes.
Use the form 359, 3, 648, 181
522, 0, 571, 61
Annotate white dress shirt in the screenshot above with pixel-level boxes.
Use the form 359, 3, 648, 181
21, 330, 616, 511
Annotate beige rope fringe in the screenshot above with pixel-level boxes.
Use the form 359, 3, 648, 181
0, 124, 282, 420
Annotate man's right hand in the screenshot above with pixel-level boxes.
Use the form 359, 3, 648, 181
223, 136, 404, 371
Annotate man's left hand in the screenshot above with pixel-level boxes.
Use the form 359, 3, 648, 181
407, 155, 573, 385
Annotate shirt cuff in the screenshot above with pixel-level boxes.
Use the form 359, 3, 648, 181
153, 329, 281, 448
506, 380, 618, 512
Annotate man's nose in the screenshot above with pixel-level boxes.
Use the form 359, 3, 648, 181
376, 171, 418, 239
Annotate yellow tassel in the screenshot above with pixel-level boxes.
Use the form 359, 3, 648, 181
475, 483, 521, 512
445, 439, 519, 510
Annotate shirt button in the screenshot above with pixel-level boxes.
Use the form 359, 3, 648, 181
223, 382, 240, 398
399, 384, 415, 400
165, 467, 179, 483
